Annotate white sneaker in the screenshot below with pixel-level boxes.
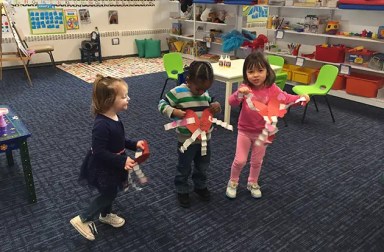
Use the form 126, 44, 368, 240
70, 215, 97, 241
247, 183, 262, 198
226, 181, 238, 199
99, 213, 125, 228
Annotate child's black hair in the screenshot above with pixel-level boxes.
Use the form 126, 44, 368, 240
187, 61, 214, 84
243, 51, 276, 87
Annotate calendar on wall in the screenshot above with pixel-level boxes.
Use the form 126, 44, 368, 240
28, 8, 65, 35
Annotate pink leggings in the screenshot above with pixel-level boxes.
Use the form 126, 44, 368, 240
230, 130, 267, 183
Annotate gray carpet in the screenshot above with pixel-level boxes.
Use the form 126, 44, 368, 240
0, 66, 384, 251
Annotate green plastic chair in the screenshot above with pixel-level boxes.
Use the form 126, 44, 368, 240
267, 55, 288, 91
267, 55, 289, 126
160, 52, 184, 99
292, 64, 339, 123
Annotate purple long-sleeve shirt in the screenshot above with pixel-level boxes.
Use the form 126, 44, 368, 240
229, 83, 301, 134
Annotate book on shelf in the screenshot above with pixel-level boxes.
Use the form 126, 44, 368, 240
172, 23, 182, 35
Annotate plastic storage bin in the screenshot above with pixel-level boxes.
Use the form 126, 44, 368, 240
315, 45, 346, 63
345, 73, 384, 98
345, 49, 375, 67
314, 70, 346, 90
282, 64, 301, 80
291, 67, 316, 84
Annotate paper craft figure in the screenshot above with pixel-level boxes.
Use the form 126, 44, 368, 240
164, 108, 233, 156
124, 140, 150, 192
134, 140, 150, 164
0, 108, 9, 128
244, 93, 306, 146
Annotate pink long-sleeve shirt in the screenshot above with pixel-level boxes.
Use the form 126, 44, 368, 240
229, 83, 301, 134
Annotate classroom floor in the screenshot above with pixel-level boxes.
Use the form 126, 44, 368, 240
0, 66, 384, 251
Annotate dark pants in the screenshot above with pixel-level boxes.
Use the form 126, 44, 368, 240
175, 142, 211, 194
80, 189, 118, 222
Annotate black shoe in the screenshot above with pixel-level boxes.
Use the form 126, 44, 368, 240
177, 193, 190, 208
194, 188, 211, 202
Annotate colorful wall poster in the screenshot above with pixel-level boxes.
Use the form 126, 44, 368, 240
243, 5, 268, 23
28, 8, 65, 35
64, 9, 79, 30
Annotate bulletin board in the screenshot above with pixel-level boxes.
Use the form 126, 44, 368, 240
28, 8, 65, 35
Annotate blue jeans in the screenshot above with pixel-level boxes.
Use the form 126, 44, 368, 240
175, 142, 211, 194
80, 189, 117, 222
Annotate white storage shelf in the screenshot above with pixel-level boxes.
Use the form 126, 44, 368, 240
168, 2, 242, 61
267, 29, 384, 44
266, 51, 384, 74
266, 5, 384, 108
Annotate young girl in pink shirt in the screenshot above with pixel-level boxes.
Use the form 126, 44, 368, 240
225, 52, 309, 199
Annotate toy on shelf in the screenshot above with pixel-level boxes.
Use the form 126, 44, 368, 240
325, 20, 340, 35
378, 26, 384, 39
164, 108, 233, 156
288, 43, 301, 56
345, 46, 376, 66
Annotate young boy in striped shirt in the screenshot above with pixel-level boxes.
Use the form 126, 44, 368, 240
158, 61, 221, 208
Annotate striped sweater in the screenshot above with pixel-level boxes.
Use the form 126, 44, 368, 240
158, 83, 213, 143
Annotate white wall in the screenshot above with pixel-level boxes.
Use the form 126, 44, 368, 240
2, 0, 172, 66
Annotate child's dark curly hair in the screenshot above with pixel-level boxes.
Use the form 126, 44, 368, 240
187, 61, 214, 84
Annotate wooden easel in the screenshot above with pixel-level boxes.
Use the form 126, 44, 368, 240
1, 2, 32, 86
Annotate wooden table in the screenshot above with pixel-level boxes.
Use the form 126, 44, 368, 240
211, 59, 282, 124
0, 106, 36, 203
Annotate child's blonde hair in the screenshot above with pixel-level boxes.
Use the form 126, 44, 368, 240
91, 74, 128, 116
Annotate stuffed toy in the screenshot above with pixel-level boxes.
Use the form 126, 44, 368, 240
221, 30, 245, 52
242, 34, 268, 51
217, 10, 227, 23
208, 11, 219, 23
200, 7, 211, 22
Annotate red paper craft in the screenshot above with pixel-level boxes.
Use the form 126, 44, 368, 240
184, 109, 213, 140
134, 140, 150, 164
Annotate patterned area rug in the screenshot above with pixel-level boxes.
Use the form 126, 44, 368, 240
57, 56, 192, 83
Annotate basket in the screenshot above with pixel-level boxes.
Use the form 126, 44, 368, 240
291, 67, 316, 84
345, 73, 384, 98
282, 64, 301, 80
315, 45, 346, 63
345, 49, 376, 67
368, 53, 384, 71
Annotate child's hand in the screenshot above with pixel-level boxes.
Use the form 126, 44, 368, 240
209, 102, 221, 114
125, 157, 137, 170
172, 109, 186, 118
136, 140, 145, 150
238, 86, 251, 95
300, 94, 310, 104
